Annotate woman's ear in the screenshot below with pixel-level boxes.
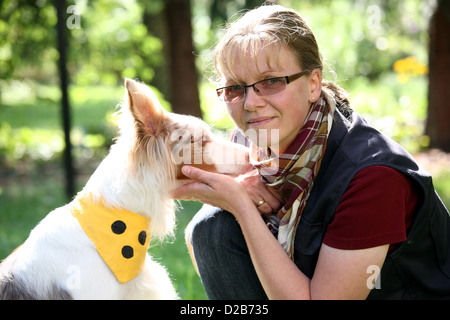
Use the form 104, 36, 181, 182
308, 69, 322, 103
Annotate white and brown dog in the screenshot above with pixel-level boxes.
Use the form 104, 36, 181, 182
0, 79, 251, 299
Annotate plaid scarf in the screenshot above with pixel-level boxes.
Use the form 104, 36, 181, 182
250, 95, 335, 259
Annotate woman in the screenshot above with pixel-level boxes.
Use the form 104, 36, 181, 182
172, 4, 450, 299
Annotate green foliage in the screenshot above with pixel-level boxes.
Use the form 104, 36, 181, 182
0, 82, 174, 167
349, 75, 428, 153
68, 0, 163, 85
0, 0, 58, 80
276, 0, 431, 83
0, 123, 64, 165
0, 0, 164, 86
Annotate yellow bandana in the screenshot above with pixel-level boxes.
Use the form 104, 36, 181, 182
71, 193, 152, 283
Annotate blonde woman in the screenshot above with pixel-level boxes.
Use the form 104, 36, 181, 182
172, 4, 450, 299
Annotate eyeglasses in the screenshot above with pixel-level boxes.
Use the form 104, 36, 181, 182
216, 70, 310, 103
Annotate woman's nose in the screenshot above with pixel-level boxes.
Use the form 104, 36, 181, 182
243, 86, 266, 111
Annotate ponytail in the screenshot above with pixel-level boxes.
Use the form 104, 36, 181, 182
322, 81, 353, 120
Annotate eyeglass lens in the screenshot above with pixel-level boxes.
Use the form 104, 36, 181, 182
217, 77, 287, 103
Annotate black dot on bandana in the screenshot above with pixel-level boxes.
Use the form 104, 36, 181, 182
111, 220, 127, 234
138, 231, 147, 245
122, 245, 134, 259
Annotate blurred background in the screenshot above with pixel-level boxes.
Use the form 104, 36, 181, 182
0, 0, 449, 299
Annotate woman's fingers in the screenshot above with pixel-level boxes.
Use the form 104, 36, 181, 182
236, 169, 282, 215
170, 166, 214, 200
171, 166, 249, 213
171, 166, 283, 216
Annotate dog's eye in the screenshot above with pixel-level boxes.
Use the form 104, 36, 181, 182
189, 136, 206, 143
189, 134, 209, 144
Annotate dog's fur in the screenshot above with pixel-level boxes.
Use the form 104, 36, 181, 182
0, 79, 251, 299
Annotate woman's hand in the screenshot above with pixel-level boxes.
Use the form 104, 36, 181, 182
171, 167, 283, 217
235, 169, 283, 216
171, 166, 254, 216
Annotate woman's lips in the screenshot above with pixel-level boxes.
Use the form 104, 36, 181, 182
247, 117, 275, 127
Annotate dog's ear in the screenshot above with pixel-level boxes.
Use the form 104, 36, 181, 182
125, 78, 167, 136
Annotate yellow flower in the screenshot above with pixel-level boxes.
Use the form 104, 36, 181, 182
393, 56, 428, 83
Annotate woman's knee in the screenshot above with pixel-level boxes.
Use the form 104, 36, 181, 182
188, 205, 245, 256
187, 205, 268, 299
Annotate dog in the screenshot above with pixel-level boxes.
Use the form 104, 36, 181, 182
0, 79, 251, 299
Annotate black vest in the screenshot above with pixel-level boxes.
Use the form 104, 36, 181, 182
293, 108, 450, 299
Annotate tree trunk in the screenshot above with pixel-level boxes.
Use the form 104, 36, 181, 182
164, 0, 202, 118
55, 0, 75, 199
426, 1, 450, 152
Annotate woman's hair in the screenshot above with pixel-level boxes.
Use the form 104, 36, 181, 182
212, 4, 350, 110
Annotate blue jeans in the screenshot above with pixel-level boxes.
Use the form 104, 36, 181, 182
187, 204, 268, 300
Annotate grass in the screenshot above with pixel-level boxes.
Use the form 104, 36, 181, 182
0, 169, 66, 255
149, 200, 207, 299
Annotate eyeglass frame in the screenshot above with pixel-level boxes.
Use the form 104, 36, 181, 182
216, 70, 311, 103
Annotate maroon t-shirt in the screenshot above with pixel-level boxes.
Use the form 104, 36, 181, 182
323, 166, 420, 253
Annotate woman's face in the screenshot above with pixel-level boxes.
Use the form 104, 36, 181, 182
223, 44, 321, 154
